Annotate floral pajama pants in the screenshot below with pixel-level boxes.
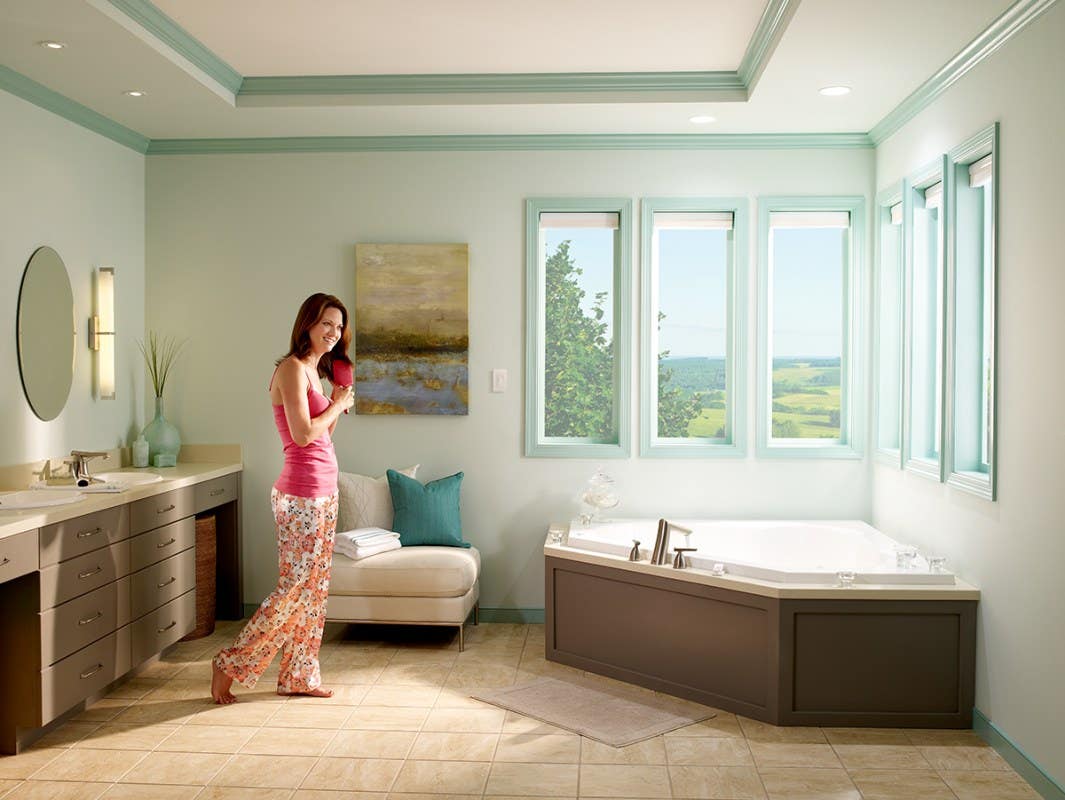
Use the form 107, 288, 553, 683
214, 488, 337, 692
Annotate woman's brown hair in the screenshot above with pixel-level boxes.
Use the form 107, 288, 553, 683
278, 293, 352, 381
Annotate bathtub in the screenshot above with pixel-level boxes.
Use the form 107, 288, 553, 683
564, 518, 954, 585
545, 518, 979, 728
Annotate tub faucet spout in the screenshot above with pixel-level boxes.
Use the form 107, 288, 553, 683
651, 519, 692, 565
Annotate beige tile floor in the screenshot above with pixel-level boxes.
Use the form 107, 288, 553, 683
0, 621, 1040, 800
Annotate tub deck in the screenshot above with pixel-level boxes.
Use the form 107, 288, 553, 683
545, 528, 979, 728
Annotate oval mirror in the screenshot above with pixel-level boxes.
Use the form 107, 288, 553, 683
17, 246, 76, 421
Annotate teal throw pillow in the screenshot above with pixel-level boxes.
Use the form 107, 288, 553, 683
386, 469, 470, 548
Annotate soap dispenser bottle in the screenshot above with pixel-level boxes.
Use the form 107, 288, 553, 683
132, 435, 149, 468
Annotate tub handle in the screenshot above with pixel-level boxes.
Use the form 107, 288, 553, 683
672, 547, 697, 569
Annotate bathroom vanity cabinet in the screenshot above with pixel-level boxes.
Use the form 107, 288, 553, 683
0, 459, 241, 753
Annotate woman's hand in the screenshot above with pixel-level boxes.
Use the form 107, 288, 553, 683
332, 384, 355, 412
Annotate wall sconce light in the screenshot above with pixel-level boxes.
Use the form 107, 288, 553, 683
89, 267, 115, 399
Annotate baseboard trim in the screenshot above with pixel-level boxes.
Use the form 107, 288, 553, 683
973, 708, 1065, 799
476, 607, 546, 624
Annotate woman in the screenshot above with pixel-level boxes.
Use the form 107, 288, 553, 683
211, 293, 355, 704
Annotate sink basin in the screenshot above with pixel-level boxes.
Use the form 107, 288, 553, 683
0, 490, 85, 510
94, 471, 164, 487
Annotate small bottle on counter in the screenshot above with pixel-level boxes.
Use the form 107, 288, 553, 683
132, 435, 149, 468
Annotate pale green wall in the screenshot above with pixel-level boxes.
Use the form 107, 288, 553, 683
145, 147, 875, 610
0, 90, 146, 468
873, 2, 1065, 785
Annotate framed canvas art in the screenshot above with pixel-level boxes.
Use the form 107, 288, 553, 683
354, 243, 469, 415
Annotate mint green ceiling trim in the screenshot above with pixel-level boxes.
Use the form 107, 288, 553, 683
0, 65, 149, 153
146, 132, 872, 155
869, 0, 1059, 145
99, 0, 243, 95
239, 71, 746, 100
737, 0, 800, 92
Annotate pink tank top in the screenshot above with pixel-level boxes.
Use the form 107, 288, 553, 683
271, 367, 339, 498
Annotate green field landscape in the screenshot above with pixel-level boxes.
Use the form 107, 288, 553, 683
661, 356, 841, 439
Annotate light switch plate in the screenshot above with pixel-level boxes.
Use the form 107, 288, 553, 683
491, 368, 507, 393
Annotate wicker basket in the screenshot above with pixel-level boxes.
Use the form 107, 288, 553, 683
181, 514, 217, 640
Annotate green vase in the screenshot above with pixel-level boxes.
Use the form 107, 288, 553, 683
143, 396, 180, 467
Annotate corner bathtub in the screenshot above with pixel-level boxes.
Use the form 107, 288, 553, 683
544, 519, 979, 729
565, 518, 954, 585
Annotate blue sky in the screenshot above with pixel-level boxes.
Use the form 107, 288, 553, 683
544, 225, 843, 359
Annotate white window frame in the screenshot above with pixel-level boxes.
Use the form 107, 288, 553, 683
945, 123, 998, 499
875, 182, 905, 463
524, 197, 632, 458
903, 157, 949, 479
640, 198, 748, 457
756, 196, 866, 459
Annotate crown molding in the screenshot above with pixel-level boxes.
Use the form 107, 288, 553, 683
0, 64, 150, 153
145, 132, 872, 155
869, 0, 1059, 144
737, 0, 800, 92
237, 72, 747, 106
89, 0, 243, 100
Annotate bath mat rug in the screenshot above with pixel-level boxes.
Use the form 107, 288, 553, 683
471, 677, 716, 747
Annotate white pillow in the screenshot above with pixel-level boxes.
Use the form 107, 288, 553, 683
337, 465, 419, 532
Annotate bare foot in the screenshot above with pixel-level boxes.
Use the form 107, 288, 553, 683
211, 661, 237, 704
277, 686, 334, 698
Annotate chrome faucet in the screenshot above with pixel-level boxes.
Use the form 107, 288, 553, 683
650, 519, 693, 565
65, 450, 109, 486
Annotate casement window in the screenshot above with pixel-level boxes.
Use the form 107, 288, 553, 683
947, 124, 998, 498
640, 199, 748, 457
757, 197, 865, 457
876, 188, 904, 458
525, 198, 631, 457
905, 160, 948, 476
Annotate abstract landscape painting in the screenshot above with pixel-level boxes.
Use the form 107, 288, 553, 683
354, 243, 469, 415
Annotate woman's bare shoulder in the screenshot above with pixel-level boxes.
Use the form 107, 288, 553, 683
274, 356, 306, 387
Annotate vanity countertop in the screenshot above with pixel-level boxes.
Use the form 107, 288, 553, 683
0, 459, 241, 541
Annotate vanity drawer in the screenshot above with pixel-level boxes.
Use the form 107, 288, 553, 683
130, 546, 195, 620
0, 529, 38, 583
130, 517, 195, 573
41, 625, 131, 725
40, 506, 130, 567
130, 486, 194, 535
40, 540, 130, 608
195, 473, 238, 513
131, 589, 195, 666
40, 581, 128, 666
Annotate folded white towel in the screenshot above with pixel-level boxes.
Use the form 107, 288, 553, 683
335, 527, 400, 549
335, 537, 401, 561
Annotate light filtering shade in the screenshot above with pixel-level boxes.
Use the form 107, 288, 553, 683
923, 181, 944, 209
969, 154, 993, 188
91, 267, 116, 399
889, 202, 903, 225
539, 212, 619, 229
652, 211, 734, 230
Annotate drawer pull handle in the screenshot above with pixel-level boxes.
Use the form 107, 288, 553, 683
157, 537, 177, 549
210, 488, 225, 497
78, 611, 104, 626
76, 527, 103, 539
158, 620, 177, 633
78, 566, 103, 580
80, 663, 105, 680
157, 504, 176, 514
0, 557, 9, 567
157, 576, 177, 588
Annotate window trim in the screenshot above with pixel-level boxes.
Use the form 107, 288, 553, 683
755, 195, 866, 459
639, 197, 748, 458
524, 197, 632, 458
902, 156, 949, 481
874, 181, 905, 466
945, 123, 998, 500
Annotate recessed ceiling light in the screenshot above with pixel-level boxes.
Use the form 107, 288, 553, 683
819, 86, 851, 97
123, 90, 147, 98
689, 114, 716, 124
39, 41, 66, 50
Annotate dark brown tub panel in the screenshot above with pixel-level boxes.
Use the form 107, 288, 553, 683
546, 555, 977, 728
